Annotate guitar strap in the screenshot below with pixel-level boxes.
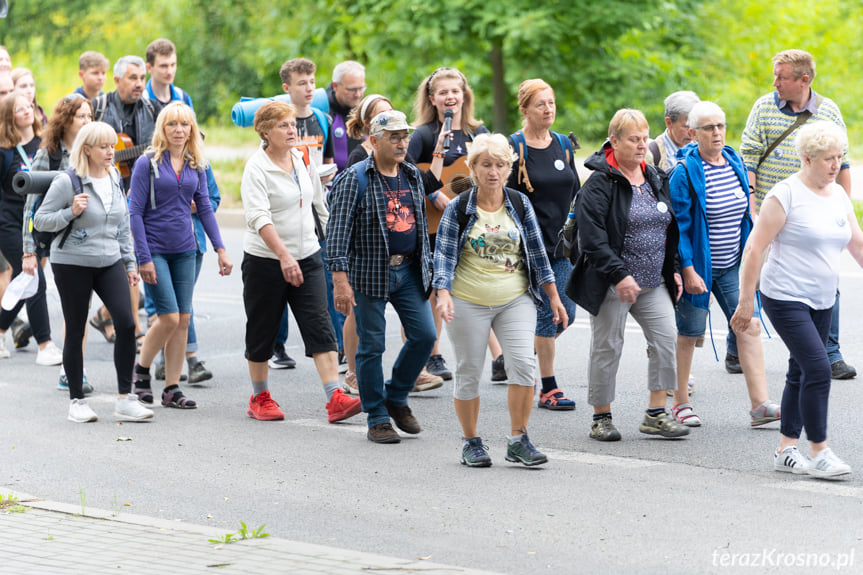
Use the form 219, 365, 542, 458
94, 95, 107, 122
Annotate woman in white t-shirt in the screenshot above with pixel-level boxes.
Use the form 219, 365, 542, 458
733, 121, 863, 478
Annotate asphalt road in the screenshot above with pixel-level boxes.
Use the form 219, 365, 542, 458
2, 225, 862, 574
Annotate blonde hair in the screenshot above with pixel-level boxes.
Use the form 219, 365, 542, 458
412, 68, 482, 133
608, 108, 649, 139
253, 101, 296, 149
517, 78, 554, 128
773, 49, 815, 81
150, 102, 206, 169
346, 94, 391, 139
795, 121, 846, 161
466, 133, 517, 182
70, 121, 117, 177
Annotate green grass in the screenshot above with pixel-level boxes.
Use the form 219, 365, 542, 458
210, 157, 248, 208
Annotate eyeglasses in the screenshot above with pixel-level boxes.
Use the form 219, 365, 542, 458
76, 113, 94, 120
64, 93, 85, 103
14, 103, 34, 114
382, 133, 411, 144
694, 123, 726, 132
344, 85, 366, 94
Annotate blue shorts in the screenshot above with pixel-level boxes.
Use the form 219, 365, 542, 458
675, 263, 759, 338
535, 257, 576, 338
148, 251, 197, 315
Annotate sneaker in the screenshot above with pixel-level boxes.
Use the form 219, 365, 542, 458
0, 336, 10, 359
268, 344, 296, 369
154, 362, 187, 382
589, 416, 622, 441
774, 446, 808, 475
385, 402, 421, 434
337, 350, 348, 374
750, 400, 781, 427
671, 402, 702, 427
36, 342, 63, 366
412, 368, 443, 392
808, 447, 852, 478
830, 360, 857, 380
343, 370, 359, 395
426, 354, 453, 380
187, 360, 212, 385
114, 394, 154, 421
58, 373, 94, 395
667, 375, 695, 397
68, 398, 98, 423
11, 318, 31, 349
367, 422, 401, 444
538, 388, 575, 411
247, 390, 285, 421
639, 411, 690, 438
491, 354, 507, 382
505, 433, 548, 466
461, 437, 492, 467
326, 388, 362, 423
725, 353, 742, 374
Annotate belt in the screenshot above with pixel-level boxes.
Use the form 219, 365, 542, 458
388, 253, 412, 267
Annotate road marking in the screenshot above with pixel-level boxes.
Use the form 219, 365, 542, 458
290, 418, 368, 434
541, 448, 663, 469
762, 481, 863, 498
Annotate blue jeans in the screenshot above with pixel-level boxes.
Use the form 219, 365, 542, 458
353, 260, 436, 428
826, 290, 843, 364
761, 294, 832, 444
675, 264, 753, 358
275, 241, 346, 352
147, 251, 197, 315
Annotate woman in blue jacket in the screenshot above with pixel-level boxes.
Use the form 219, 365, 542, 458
668, 101, 780, 428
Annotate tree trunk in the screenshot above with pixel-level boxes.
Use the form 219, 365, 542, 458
490, 37, 507, 133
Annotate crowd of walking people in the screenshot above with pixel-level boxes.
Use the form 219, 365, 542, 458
1, 43, 859, 478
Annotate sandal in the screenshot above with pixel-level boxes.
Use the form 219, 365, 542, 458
89, 309, 116, 344
133, 368, 153, 404
162, 385, 197, 409
538, 388, 576, 411
672, 402, 702, 427
135, 332, 146, 353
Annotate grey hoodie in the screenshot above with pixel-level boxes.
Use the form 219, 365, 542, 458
34, 170, 135, 272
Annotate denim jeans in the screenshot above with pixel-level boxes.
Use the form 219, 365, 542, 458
826, 290, 843, 364
353, 260, 436, 428
147, 251, 197, 314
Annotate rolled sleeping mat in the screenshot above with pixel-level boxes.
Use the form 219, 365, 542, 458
230, 88, 330, 128
12, 170, 63, 196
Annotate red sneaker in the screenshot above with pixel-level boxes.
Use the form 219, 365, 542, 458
326, 388, 362, 423
247, 391, 285, 421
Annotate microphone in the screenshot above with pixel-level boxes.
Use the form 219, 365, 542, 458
443, 109, 453, 151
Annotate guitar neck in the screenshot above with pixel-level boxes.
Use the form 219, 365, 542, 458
115, 144, 149, 164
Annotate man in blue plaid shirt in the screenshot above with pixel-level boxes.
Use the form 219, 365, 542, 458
327, 110, 437, 444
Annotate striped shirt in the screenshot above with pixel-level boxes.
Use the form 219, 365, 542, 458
740, 90, 848, 211
703, 160, 747, 268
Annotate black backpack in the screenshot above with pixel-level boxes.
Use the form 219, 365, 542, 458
456, 187, 525, 237
30, 168, 82, 251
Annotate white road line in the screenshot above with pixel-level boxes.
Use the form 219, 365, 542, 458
762, 481, 863, 498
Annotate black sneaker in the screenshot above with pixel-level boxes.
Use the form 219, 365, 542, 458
269, 344, 296, 369
491, 354, 507, 382
461, 437, 492, 467
187, 359, 213, 385
367, 422, 401, 444
831, 360, 857, 380
337, 350, 348, 374
724, 353, 742, 374
426, 354, 453, 380
505, 433, 548, 466
11, 318, 32, 349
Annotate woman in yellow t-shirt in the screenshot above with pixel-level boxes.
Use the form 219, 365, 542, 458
432, 133, 568, 467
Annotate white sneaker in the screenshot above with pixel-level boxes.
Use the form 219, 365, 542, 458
774, 445, 808, 474
114, 394, 154, 421
808, 447, 852, 478
0, 335, 9, 359
68, 398, 98, 423
36, 341, 63, 366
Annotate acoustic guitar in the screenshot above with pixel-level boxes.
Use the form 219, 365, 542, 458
416, 156, 474, 234
114, 133, 149, 179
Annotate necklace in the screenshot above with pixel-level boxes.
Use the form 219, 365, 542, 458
379, 167, 401, 193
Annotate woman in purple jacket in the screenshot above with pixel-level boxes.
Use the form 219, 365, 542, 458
128, 102, 233, 409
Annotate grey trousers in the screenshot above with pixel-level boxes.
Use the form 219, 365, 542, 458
447, 293, 537, 400
588, 284, 677, 407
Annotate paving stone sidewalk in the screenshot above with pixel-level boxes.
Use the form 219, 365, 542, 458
0, 489, 502, 575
